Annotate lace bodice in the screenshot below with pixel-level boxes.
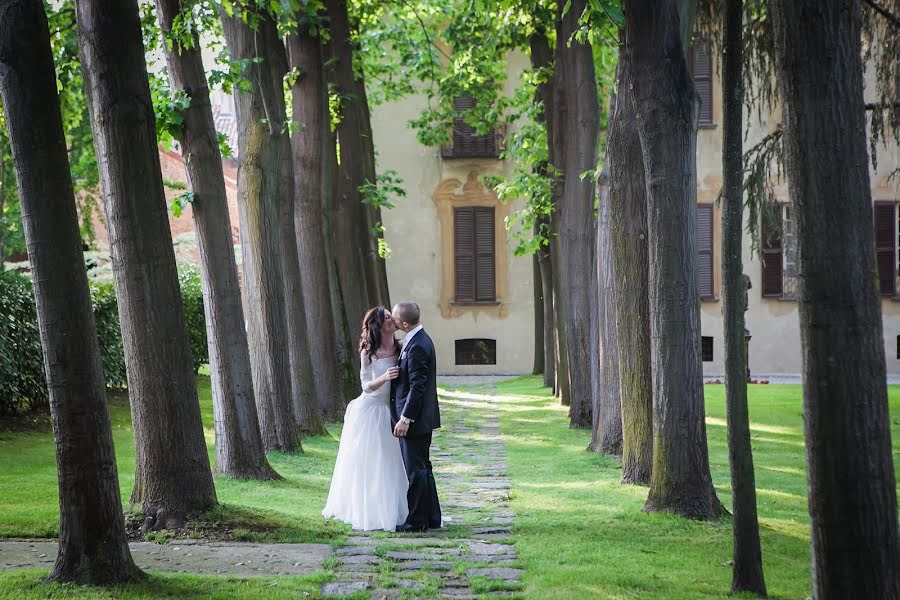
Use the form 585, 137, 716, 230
360, 354, 399, 402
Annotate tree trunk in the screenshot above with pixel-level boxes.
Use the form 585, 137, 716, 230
325, 0, 377, 333
528, 26, 553, 380
721, 0, 766, 595
608, 42, 653, 486
771, 1, 900, 596
532, 252, 545, 375
260, 21, 313, 446
538, 245, 556, 389
323, 95, 359, 404
624, 0, 724, 519
220, 10, 300, 453
154, 0, 279, 480
590, 161, 623, 455
287, 24, 344, 428
550, 235, 570, 403
356, 81, 390, 306
76, 0, 217, 526
0, 0, 142, 583
554, 0, 599, 428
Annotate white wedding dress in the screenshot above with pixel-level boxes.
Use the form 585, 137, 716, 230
322, 354, 409, 531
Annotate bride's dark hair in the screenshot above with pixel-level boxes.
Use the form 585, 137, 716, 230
359, 306, 397, 363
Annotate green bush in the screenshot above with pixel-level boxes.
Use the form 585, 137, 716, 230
0, 271, 47, 415
0, 266, 208, 416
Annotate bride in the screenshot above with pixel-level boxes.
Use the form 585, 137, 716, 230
322, 307, 409, 531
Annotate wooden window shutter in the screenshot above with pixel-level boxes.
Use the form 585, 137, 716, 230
450, 96, 498, 158
688, 42, 713, 125
454, 206, 495, 302
761, 214, 783, 297
697, 204, 714, 299
454, 207, 475, 301
874, 201, 896, 297
474, 207, 496, 301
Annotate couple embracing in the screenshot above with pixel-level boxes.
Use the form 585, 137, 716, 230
323, 301, 442, 533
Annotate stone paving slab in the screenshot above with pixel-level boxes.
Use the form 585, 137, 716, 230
322, 385, 523, 599
0, 540, 330, 577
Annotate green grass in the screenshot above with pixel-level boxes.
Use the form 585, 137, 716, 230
494, 377, 900, 600
0, 376, 347, 544
0, 569, 331, 600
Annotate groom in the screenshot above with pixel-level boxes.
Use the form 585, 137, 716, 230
391, 301, 442, 532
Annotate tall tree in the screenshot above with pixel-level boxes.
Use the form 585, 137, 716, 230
76, 0, 217, 527
771, 0, 900, 595
261, 15, 316, 444
624, 0, 724, 518
553, 0, 600, 427
154, 0, 279, 480
220, 8, 300, 453
325, 0, 380, 338
590, 160, 623, 455
287, 19, 344, 425
528, 23, 556, 389
607, 34, 652, 485
532, 253, 545, 375
0, 0, 142, 582
721, 0, 766, 594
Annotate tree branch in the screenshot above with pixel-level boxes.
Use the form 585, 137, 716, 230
863, 0, 900, 29
865, 101, 900, 110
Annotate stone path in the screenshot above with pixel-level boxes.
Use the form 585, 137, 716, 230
322, 385, 523, 599
0, 539, 330, 576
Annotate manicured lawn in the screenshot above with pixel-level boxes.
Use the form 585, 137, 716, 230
495, 377, 900, 600
0, 570, 330, 600
0, 375, 347, 544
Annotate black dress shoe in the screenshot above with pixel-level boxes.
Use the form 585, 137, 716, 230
397, 523, 427, 533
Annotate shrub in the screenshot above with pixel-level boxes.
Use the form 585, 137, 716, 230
0, 265, 208, 416
0, 271, 47, 415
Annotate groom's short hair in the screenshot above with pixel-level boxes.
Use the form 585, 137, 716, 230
395, 301, 420, 326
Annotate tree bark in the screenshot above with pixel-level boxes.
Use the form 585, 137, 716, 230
608, 42, 653, 485
532, 251, 545, 375
260, 21, 314, 446
554, 0, 598, 428
76, 0, 217, 526
322, 109, 360, 404
220, 9, 300, 453
771, 0, 900, 596
590, 161, 623, 455
287, 23, 343, 427
154, 0, 279, 480
721, 0, 766, 595
624, 0, 724, 519
325, 0, 378, 334
538, 245, 556, 389
529, 26, 556, 388
0, 0, 142, 583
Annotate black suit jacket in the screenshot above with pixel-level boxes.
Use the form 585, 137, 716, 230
391, 329, 440, 437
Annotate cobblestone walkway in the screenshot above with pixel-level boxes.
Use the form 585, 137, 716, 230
322, 386, 522, 599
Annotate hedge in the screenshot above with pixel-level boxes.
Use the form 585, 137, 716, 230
0, 265, 208, 416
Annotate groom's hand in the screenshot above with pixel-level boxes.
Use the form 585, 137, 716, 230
393, 420, 409, 438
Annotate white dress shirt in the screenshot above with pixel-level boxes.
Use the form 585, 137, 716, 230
399, 324, 424, 423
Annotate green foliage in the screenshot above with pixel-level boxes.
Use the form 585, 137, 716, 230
0, 271, 47, 416
170, 191, 197, 217
359, 169, 406, 210
0, 265, 209, 415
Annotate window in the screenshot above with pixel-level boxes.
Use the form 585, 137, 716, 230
454, 206, 496, 302
442, 96, 502, 159
762, 211, 784, 297
456, 339, 497, 365
697, 204, 714, 299
874, 201, 896, 297
687, 42, 713, 125
701, 336, 714, 362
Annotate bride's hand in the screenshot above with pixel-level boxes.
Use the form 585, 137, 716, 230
383, 367, 400, 382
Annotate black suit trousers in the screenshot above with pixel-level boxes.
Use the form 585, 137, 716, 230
399, 433, 441, 529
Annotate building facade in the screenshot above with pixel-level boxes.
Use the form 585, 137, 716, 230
373, 44, 900, 377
